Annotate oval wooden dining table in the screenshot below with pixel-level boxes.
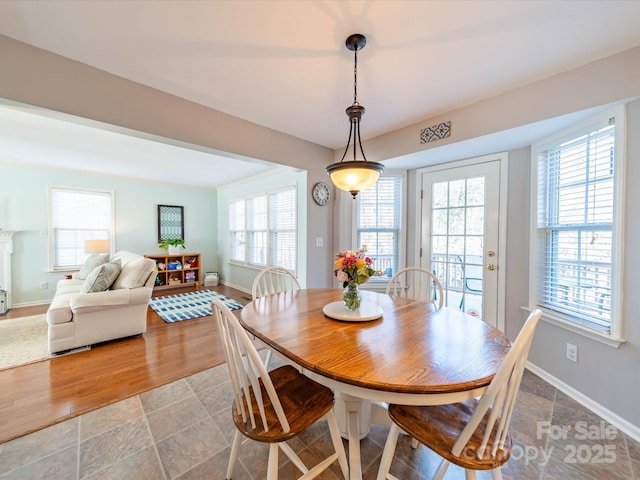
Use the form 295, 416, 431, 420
240, 288, 511, 480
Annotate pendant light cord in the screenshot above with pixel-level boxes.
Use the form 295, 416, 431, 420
353, 46, 359, 105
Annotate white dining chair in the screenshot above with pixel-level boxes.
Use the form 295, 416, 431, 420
385, 267, 444, 309
212, 298, 349, 480
251, 266, 301, 369
385, 267, 445, 448
252, 266, 301, 300
376, 309, 542, 480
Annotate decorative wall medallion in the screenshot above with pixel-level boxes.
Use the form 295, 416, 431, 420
420, 121, 451, 144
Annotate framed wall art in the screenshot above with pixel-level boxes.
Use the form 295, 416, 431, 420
157, 205, 184, 242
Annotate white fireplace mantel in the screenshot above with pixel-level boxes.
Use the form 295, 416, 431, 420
0, 230, 20, 310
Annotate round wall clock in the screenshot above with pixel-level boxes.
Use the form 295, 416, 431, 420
312, 182, 331, 206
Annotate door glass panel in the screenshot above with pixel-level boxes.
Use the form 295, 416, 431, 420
465, 236, 484, 256
432, 182, 448, 208
467, 177, 484, 206
466, 207, 484, 235
422, 160, 501, 327
448, 208, 465, 234
449, 180, 465, 207
430, 177, 487, 319
432, 235, 447, 254
448, 236, 465, 255
432, 209, 448, 235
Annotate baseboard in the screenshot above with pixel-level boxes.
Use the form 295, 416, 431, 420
10, 299, 50, 309
218, 280, 251, 298
526, 361, 640, 442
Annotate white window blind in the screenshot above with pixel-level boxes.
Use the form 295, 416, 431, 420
269, 188, 296, 271
228, 185, 297, 271
535, 115, 619, 332
49, 187, 113, 270
229, 199, 246, 262
357, 175, 402, 277
248, 195, 267, 265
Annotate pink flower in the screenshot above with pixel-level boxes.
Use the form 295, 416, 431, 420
333, 246, 375, 287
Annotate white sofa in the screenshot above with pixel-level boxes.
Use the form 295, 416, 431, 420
47, 250, 157, 354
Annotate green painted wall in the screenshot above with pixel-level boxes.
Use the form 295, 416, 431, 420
0, 161, 216, 305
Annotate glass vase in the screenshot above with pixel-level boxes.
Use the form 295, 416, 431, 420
343, 282, 362, 311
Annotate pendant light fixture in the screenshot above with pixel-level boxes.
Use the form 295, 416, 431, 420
326, 33, 384, 199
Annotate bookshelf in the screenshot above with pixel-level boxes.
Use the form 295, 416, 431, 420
145, 252, 200, 290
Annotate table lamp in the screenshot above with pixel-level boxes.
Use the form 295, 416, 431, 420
84, 239, 110, 254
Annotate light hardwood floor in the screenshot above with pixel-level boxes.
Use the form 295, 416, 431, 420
0, 284, 248, 445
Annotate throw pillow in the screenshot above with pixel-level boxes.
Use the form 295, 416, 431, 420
81, 260, 122, 293
111, 258, 155, 289
76, 254, 109, 280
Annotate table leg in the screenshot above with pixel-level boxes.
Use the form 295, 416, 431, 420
334, 391, 371, 480
334, 391, 371, 439
348, 407, 361, 480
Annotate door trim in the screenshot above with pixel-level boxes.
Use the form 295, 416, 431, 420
414, 152, 509, 332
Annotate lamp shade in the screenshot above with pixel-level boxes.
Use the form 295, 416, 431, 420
84, 239, 110, 254
326, 161, 383, 194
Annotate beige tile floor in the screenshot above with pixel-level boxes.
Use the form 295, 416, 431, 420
0, 361, 638, 480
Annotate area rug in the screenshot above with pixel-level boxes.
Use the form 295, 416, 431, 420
149, 289, 244, 323
0, 314, 52, 370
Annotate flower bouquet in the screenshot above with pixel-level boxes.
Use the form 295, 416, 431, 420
334, 246, 375, 310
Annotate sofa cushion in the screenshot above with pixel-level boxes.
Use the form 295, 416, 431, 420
76, 254, 109, 280
55, 279, 84, 296
81, 260, 122, 293
110, 251, 142, 268
70, 288, 131, 312
111, 257, 155, 289
47, 293, 75, 325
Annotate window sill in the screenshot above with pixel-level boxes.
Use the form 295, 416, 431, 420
50, 268, 80, 274
521, 306, 625, 348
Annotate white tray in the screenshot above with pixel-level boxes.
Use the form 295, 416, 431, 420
322, 301, 383, 322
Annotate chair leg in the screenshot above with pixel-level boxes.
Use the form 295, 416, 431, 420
264, 349, 273, 370
376, 423, 400, 480
432, 459, 450, 480
267, 443, 279, 480
226, 430, 243, 480
490, 467, 504, 480
326, 411, 350, 479
279, 442, 309, 474
464, 469, 477, 480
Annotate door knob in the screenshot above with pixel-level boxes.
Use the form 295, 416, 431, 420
486, 264, 496, 271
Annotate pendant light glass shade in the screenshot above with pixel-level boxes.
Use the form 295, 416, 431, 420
327, 161, 383, 193
326, 34, 384, 199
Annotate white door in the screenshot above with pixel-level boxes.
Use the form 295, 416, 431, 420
420, 157, 503, 327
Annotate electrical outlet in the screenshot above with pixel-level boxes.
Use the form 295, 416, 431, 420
566, 343, 578, 363
40, 281, 48, 290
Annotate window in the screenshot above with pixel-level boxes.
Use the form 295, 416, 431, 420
356, 174, 404, 280
49, 187, 114, 270
229, 199, 246, 262
229, 186, 297, 271
530, 107, 625, 339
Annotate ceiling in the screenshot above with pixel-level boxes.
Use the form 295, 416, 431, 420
1, 0, 640, 187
